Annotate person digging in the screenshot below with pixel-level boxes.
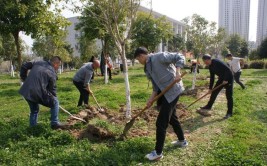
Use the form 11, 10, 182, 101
225, 53, 246, 89
19, 56, 68, 129
134, 47, 188, 161
73, 60, 100, 109
198, 54, 234, 119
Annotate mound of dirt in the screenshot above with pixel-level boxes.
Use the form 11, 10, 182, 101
74, 124, 115, 140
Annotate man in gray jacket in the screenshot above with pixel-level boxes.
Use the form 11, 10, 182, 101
73, 60, 100, 108
134, 47, 188, 161
19, 56, 66, 129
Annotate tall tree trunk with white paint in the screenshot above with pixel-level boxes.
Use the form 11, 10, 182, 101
105, 64, 108, 84
120, 44, 131, 118
10, 61, 15, 77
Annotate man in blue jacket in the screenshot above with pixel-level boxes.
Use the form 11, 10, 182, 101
19, 56, 67, 129
199, 54, 234, 119
134, 47, 188, 161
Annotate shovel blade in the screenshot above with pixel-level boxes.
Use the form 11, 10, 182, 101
121, 118, 136, 138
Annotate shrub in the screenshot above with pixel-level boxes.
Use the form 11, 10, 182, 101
242, 63, 249, 69
265, 62, 267, 69
249, 61, 265, 69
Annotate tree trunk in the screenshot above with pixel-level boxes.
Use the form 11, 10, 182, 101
10, 61, 15, 77
13, 31, 21, 69
105, 64, 108, 84
121, 44, 131, 118
191, 64, 198, 89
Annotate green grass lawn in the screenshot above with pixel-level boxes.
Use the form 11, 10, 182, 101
0, 66, 267, 165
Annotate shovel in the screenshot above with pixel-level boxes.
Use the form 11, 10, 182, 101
185, 83, 227, 109
91, 93, 105, 112
59, 106, 86, 123
181, 82, 227, 116
120, 72, 187, 138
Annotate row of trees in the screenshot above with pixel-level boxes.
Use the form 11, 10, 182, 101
1, 0, 266, 118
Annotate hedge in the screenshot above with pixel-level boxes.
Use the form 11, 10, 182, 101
249, 61, 265, 69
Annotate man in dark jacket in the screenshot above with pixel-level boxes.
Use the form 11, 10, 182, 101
199, 54, 234, 119
19, 56, 66, 129
73, 60, 100, 108
134, 47, 188, 161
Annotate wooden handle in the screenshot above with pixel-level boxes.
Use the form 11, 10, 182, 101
91, 93, 102, 109
186, 83, 226, 108
133, 71, 187, 119
59, 106, 73, 116
152, 72, 187, 103
59, 106, 86, 122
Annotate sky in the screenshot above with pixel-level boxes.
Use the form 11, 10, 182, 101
21, 0, 258, 47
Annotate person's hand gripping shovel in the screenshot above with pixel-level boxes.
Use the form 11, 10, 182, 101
120, 72, 187, 140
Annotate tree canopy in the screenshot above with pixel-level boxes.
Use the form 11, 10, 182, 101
131, 12, 173, 52
182, 14, 216, 58
226, 34, 248, 57
258, 37, 267, 59
0, 0, 70, 67
168, 34, 185, 52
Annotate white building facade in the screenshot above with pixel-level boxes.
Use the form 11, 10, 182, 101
256, 0, 267, 47
65, 6, 185, 57
219, 0, 250, 41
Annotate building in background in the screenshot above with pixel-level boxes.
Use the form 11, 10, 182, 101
65, 6, 185, 57
65, 17, 82, 57
219, 0, 250, 41
256, 0, 267, 47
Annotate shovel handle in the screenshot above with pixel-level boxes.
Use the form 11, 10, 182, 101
59, 106, 86, 123
186, 82, 226, 108
91, 93, 102, 110
59, 105, 73, 116
133, 72, 187, 119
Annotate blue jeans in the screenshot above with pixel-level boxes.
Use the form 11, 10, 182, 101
26, 98, 59, 126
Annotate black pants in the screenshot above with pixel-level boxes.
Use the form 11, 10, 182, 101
234, 72, 245, 89
107, 68, 112, 79
91, 71, 95, 80
73, 81, 89, 106
120, 64, 123, 72
155, 95, 185, 154
190, 64, 199, 73
206, 80, 233, 114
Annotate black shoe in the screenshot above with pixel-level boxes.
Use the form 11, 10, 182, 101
200, 105, 211, 110
51, 123, 69, 130
223, 114, 232, 119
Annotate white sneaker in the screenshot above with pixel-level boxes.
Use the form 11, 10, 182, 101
171, 139, 188, 147
145, 150, 163, 161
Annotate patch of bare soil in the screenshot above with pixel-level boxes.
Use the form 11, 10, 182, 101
72, 124, 115, 140
65, 87, 213, 141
